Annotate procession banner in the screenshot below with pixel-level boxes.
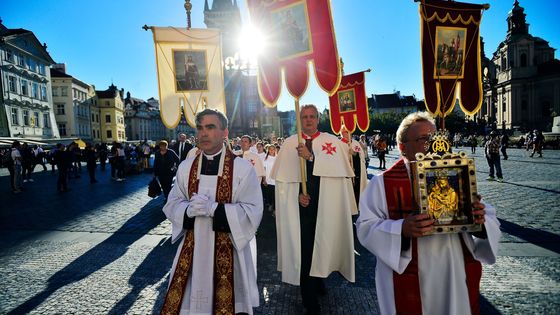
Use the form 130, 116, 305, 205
247, 0, 341, 106
420, 0, 486, 117
328, 71, 369, 134
151, 27, 226, 128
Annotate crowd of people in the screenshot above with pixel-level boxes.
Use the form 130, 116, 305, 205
5, 108, 555, 314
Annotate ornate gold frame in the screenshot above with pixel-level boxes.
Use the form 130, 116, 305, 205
411, 150, 482, 235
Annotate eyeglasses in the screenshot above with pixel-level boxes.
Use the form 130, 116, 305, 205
406, 135, 430, 144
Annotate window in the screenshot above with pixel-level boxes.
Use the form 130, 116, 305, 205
43, 113, 50, 127
38, 64, 45, 75
52, 87, 58, 96
105, 101, 110, 106
18, 54, 25, 67
20, 79, 28, 96
56, 104, 65, 115
520, 53, 527, 67
58, 123, 67, 136
27, 57, 36, 72
105, 114, 111, 123
23, 110, 30, 126
5, 49, 14, 62
501, 57, 507, 70
92, 113, 95, 122
106, 130, 112, 138
34, 112, 40, 127
61, 87, 68, 96
8, 76, 17, 93
41, 86, 47, 100
11, 108, 19, 125
32, 83, 39, 98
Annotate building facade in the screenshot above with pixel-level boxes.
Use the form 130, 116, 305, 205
0, 21, 59, 139
51, 65, 95, 140
96, 84, 126, 143
124, 93, 168, 141
478, 0, 560, 132
368, 91, 424, 114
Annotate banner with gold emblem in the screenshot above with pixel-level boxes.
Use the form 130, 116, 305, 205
151, 27, 226, 128
328, 71, 369, 134
419, 0, 487, 117
247, 0, 341, 106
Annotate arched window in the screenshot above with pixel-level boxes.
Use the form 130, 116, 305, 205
501, 57, 507, 70
520, 53, 527, 67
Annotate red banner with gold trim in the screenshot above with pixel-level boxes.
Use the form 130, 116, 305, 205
247, 0, 341, 106
420, 0, 486, 117
328, 71, 369, 134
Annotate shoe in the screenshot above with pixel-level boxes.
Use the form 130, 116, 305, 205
29, 179, 34, 182
23, 179, 28, 183
497, 178, 504, 182
486, 177, 495, 181
13, 189, 22, 194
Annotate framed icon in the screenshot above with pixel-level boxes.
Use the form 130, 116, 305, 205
271, 1, 313, 59
173, 50, 208, 92
411, 151, 482, 234
337, 89, 356, 113
434, 26, 467, 79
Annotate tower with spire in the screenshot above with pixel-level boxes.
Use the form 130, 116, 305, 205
203, 0, 241, 59
477, 0, 560, 132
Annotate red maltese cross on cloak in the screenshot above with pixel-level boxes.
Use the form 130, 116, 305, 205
322, 142, 337, 155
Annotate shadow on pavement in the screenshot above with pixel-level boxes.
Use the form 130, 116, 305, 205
480, 294, 502, 315
498, 218, 560, 254
107, 237, 176, 315
6, 198, 167, 315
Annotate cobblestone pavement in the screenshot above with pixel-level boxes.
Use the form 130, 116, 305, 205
0, 147, 558, 314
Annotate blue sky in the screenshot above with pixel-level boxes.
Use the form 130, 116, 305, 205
3, 0, 559, 112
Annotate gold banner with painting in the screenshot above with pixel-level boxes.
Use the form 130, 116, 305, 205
410, 130, 482, 235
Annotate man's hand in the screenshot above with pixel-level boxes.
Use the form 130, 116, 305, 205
299, 193, 310, 207
297, 143, 312, 161
402, 213, 434, 238
472, 198, 486, 225
187, 193, 217, 217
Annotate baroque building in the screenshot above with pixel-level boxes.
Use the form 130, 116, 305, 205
50, 64, 96, 140
124, 93, 168, 141
479, 1, 560, 132
95, 84, 126, 143
0, 21, 59, 139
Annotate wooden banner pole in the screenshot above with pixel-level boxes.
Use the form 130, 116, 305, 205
294, 98, 308, 196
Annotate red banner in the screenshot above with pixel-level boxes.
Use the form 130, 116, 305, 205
247, 0, 341, 106
420, 0, 486, 117
328, 71, 369, 134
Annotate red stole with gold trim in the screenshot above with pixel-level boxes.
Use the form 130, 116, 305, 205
383, 158, 481, 315
161, 149, 236, 315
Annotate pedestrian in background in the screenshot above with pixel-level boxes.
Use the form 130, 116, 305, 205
85, 143, 98, 183
376, 136, 387, 170
54, 143, 70, 192
485, 131, 503, 182
153, 140, 179, 201
530, 129, 544, 158
501, 132, 509, 160
10, 141, 23, 193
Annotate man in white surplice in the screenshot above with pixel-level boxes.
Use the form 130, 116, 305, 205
162, 109, 263, 314
356, 112, 501, 315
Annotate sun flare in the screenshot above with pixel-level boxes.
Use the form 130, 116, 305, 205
238, 23, 266, 64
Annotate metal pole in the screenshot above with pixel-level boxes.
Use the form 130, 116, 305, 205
294, 98, 307, 196
184, 0, 192, 29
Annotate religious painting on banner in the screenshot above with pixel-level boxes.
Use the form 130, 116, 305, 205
420, 0, 487, 117
328, 71, 369, 134
173, 50, 208, 91
247, 0, 341, 106
150, 27, 225, 128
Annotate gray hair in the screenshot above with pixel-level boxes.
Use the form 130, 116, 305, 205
195, 109, 228, 130
300, 104, 320, 119
396, 111, 436, 144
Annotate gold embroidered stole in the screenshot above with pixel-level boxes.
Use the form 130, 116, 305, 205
160, 150, 236, 315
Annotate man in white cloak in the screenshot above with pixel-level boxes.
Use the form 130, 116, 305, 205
340, 125, 368, 214
161, 109, 263, 315
271, 104, 356, 313
356, 112, 501, 315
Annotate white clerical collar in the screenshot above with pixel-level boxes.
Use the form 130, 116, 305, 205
197, 145, 226, 178
203, 148, 222, 160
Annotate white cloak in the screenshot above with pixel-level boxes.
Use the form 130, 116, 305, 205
271, 132, 356, 285
242, 151, 266, 178
356, 172, 501, 315
163, 148, 263, 315
343, 138, 368, 214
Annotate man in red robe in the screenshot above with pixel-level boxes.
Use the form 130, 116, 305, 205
356, 112, 501, 315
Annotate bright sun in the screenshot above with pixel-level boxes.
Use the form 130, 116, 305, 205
238, 23, 266, 64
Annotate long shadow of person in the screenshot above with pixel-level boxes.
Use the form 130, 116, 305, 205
7, 198, 167, 315
106, 237, 176, 315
